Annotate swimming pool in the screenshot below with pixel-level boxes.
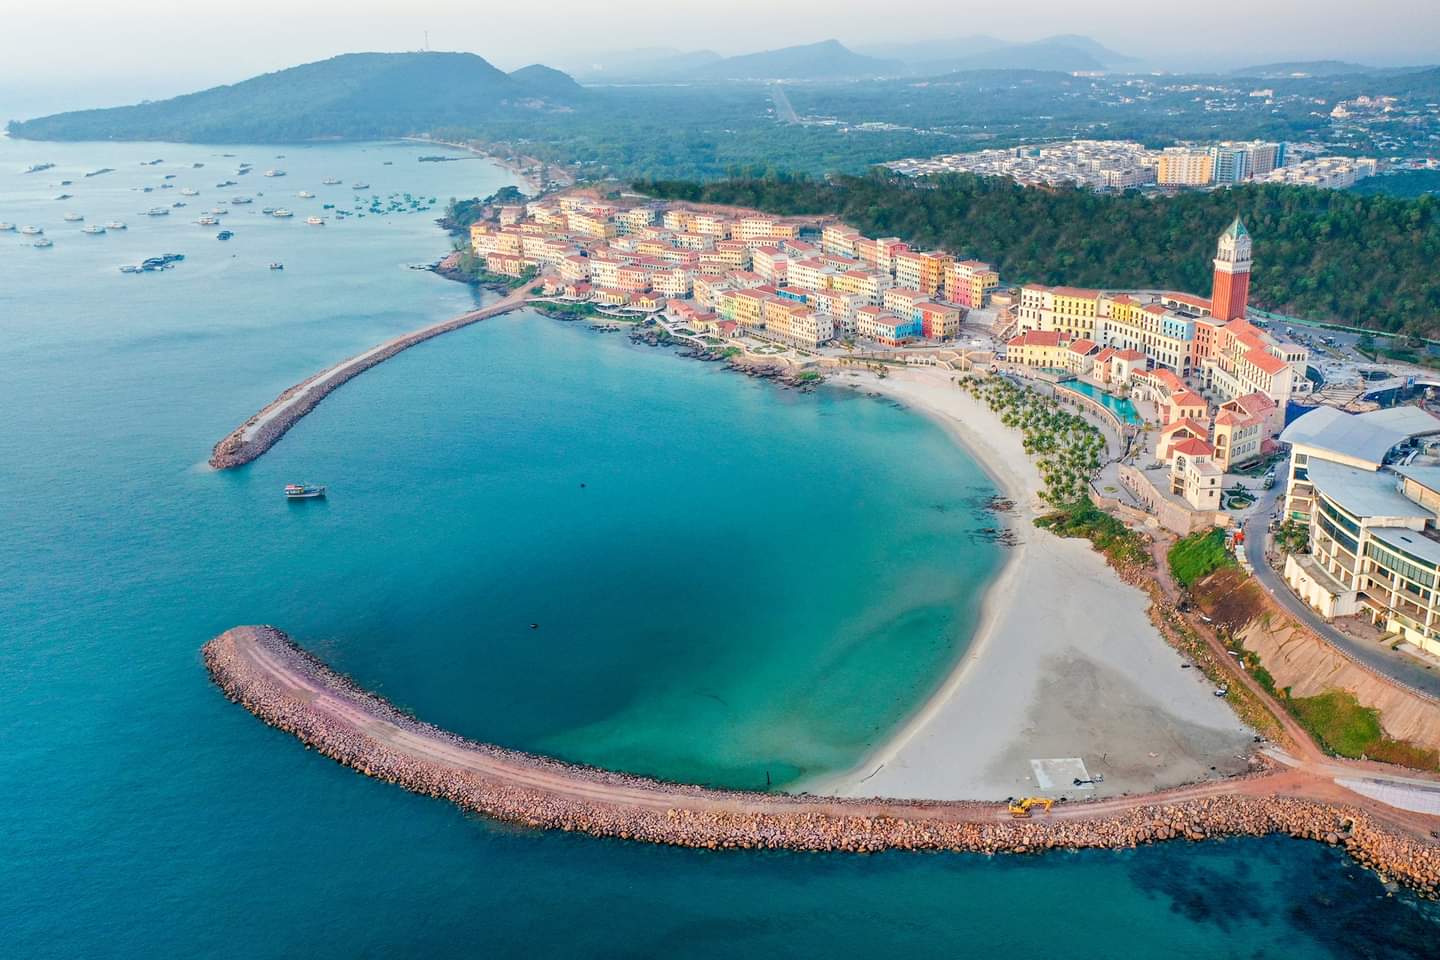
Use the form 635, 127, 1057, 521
1056, 380, 1143, 425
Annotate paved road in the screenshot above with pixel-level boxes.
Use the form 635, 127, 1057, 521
1241, 470, 1440, 699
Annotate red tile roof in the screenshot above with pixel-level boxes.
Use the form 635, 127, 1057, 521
1171, 437, 1215, 457
1246, 348, 1289, 376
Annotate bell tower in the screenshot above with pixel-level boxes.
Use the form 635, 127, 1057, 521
1211, 216, 1252, 322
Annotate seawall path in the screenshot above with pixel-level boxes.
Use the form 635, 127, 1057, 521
205, 625, 1440, 896
209, 281, 541, 470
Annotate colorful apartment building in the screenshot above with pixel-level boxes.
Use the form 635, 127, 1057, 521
917, 302, 962, 340
894, 250, 952, 298
947, 260, 999, 308
821, 224, 861, 258
856, 306, 920, 346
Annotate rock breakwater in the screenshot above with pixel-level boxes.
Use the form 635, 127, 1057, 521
204, 625, 1440, 895
209, 284, 539, 470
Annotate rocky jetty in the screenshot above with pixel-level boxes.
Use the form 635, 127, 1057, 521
204, 625, 1440, 896
209, 284, 539, 469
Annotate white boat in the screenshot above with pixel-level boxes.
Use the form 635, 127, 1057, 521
146, 207, 169, 216
180, 187, 199, 196
0, 222, 14, 231
33, 238, 53, 248
351, 182, 370, 189
321, 177, 341, 185
63, 212, 83, 222
297, 190, 315, 198
231, 196, 253, 204
264, 169, 285, 177
305, 216, 325, 225
106, 221, 127, 230
20, 225, 43, 235
82, 224, 106, 234
272, 208, 293, 218
120, 264, 141, 273
196, 215, 219, 226
284, 483, 326, 500
210, 207, 227, 215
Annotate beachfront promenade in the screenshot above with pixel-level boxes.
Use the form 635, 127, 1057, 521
206, 624, 1440, 892
209, 280, 542, 469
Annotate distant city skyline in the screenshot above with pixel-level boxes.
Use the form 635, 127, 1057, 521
2, 0, 1437, 120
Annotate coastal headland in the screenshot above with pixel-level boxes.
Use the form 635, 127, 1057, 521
205, 624, 1440, 894
208, 280, 540, 470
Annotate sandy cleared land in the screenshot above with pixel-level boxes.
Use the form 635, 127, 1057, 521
804, 367, 1256, 801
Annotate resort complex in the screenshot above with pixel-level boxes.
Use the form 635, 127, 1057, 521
1280, 404, 1440, 656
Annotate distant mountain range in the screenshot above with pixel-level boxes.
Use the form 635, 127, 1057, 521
568, 34, 1142, 82
6, 52, 587, 142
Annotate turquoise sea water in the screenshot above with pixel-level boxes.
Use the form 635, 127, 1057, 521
1, 138, 1435, 958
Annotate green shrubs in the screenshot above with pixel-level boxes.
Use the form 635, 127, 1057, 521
1168, 528, 1236, 589
1035, 498, 1152, 568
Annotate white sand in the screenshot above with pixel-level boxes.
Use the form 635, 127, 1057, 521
803, 367, 1255, 801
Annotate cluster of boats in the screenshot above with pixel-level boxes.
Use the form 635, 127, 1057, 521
13, 154, 431, 260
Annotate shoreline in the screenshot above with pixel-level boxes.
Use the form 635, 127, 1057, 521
800, 367, 1257, 801
203, 624, 1440, 896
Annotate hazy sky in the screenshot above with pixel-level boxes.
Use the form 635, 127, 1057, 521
2, 0, 1437, 118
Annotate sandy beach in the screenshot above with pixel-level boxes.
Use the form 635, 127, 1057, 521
803, 366, 1255, 801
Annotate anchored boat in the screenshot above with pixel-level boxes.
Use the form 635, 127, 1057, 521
284, 483, 326, 500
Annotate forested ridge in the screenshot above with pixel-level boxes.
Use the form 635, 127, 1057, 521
636, 172, 1440, 335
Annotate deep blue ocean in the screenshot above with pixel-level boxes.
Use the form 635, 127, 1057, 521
0, 138, 1434, 958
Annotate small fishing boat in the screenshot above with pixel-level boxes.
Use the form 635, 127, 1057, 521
297, 190, 314, 198
272, 208, 293, 218
146, 207, 169, 216
33, 238, 53, 248
106, 220, 127, 230
20, 225, 43, 235
264, 169, 285, 177
0, 222, 13, 231
231, 195, 252, 204
180, 187, 199, 196
284, 483, 326, 500
269, 262, 284, 270
82, 224, 106, 234
119, 264, 141, 273
321, 177, 341, 185
305, 216, 324, 225
351, 182, 370, 189
217, 230, 234, 240
197, 215, 218, 226
63, 212, 83, 222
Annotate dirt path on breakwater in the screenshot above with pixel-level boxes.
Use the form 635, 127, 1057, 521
205, 625, 1440, 895
208, 280, 543, 469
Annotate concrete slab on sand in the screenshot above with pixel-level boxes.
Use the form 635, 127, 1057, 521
1031, 758, 1094, 792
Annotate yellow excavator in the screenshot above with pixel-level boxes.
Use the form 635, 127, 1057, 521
1007, 797, 1055, 818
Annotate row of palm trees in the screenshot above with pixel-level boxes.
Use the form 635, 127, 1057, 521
961, 376, 1108, 505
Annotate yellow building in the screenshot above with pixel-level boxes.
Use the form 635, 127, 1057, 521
1156, 148, 1215, 186
833, 269, 891, 305
1005, 329, 1069, 368
1017, 285, 1101, 339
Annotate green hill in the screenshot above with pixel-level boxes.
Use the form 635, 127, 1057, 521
6, 51, 586, 142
